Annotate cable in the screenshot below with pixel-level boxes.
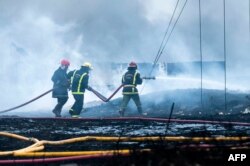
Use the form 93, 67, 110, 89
140, 0, 181, 93
154, 0, 188, 66
152, 0, 180, 68
199, 0, 203, 113
223, 0, 227, 112
141, 0, 188, 93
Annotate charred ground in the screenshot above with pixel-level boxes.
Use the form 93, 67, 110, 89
0, 89, 250, 165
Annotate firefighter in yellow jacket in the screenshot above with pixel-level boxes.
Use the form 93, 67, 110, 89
119, 61, 143, 117
68, 62, 92, 118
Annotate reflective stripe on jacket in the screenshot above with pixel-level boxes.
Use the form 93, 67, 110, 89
68, 69, 89, 95
122, 69, 142, 95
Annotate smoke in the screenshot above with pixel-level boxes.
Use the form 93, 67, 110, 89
0, 0, 249, 115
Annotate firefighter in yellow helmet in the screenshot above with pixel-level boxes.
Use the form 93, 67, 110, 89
67, 62, 93, 118
119, 61, 143, 117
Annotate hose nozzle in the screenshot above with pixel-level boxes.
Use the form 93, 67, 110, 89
142, 76, 156, 80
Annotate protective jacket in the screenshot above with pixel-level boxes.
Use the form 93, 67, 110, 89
122, 68, 143, 95
68, 67, 89, 95
51, 67, 70, 98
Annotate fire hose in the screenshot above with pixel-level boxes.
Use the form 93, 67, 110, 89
0, 154, 129, 164
88, 84, 123, 102
0, 77, 155, 114
0, 86, 122, 114
1, 131, 249, 157
88, 77, 155, 102
0, 89, 53, 114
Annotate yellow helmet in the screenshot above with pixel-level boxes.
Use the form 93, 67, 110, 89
82, 62, 93, 69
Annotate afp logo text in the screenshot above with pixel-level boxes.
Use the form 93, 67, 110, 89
228, 154, 246, 161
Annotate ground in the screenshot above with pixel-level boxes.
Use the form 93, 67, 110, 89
0, 89, 249, 165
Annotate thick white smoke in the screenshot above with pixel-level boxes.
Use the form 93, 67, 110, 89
0, 0, 249, 116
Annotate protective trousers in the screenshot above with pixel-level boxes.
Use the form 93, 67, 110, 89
52, 97, 68, 117
69, 94, 84, 117
120, 94, 142, 116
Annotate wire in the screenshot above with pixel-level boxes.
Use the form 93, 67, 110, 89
141, 0, 188, 93
199, 0, 203, 113
223, 0, 227, 112
154, 0, 188, 66
152, 0, 180, 67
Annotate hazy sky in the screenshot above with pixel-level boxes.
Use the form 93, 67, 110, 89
0, 0, 249, 112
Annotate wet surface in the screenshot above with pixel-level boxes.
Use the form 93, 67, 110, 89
0, 118, 249, 151
1, 118, 250, 137
0, 118, 249, 165
0, 89, 250, 165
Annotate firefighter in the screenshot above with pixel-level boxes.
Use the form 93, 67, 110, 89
68, 62, 92, 118
119, 61, 143, 117
51, 59, 70, 117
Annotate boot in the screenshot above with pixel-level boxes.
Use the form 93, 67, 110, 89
81, 108, 87, 113
53, 111, 61, 117
137, 107, 143, 117
71, 115, 80, 118
119, 109, 125, 117
52, 109, 61, 117
69, 109, 74, 116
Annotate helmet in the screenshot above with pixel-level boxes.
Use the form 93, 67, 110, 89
82, 62, 93, 69
129, 61, 137, 68
60, 59, 70, 66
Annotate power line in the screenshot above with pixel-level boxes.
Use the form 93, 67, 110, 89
223, 0, 227, 112
140, 0, 181, 93
151, 0, 181, 75
141, 0, 188, 93
199, 0, 203, 112
154, 0, 189, 66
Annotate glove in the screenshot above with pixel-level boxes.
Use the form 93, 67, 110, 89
68, 86, 72, 91
87, 86, 92, 91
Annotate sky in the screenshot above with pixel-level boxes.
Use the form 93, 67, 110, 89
0, 0, 249, 113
